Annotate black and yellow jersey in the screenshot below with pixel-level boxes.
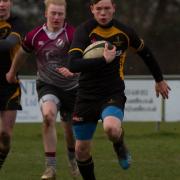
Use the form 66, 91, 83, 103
69, 18, 163, 100
0, 14, 25, 85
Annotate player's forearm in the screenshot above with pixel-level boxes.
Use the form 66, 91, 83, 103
137, 46, 163, 82
10, 47, 29, 75
69, 52, 106, 73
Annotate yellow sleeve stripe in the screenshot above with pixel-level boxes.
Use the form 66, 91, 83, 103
130, 39, 144, 52
0, 23, 11, 29
131, 39, 144, 53
136, 39, 144, 51
119, 52, 126, 80
69, 48, 84, 54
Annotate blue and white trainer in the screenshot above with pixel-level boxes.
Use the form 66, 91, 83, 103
113, 142, 131, 170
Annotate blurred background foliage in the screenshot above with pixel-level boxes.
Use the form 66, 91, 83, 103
12, 0, 180, 75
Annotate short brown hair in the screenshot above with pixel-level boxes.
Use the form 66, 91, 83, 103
44, 0, 66, 9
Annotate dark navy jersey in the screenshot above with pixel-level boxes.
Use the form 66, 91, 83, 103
0, 14, 25, 85
69, 18, 163, 100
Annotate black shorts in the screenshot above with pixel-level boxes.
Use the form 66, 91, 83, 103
0, 83, 22, 110
36, 80, 77, 114
73, 93, 126, 123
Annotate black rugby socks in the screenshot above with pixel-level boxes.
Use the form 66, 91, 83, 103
76, 156, 96, 180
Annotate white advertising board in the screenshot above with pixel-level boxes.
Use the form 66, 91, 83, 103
16, 78, 180, 122
16, 79, 42, 122
165, 80, 180, 121
124, 80, 162, 121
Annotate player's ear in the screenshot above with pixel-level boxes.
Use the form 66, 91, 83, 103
112, 3, 116, 13
90, 5, 94, 14
45, 10, 47, 18
10, 0, 13, 7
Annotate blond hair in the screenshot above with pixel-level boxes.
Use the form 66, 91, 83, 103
44, 0, 66, 9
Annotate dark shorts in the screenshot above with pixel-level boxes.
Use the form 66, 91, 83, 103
0, 83, 22, 111
36, 80, 77, 119
72, 93, 126, 124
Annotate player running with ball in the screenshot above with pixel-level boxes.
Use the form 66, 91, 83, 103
68, 0, 171, 180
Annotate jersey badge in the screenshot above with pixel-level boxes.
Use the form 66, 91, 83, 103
56, 38, 65, 48
38, 41, 45, 46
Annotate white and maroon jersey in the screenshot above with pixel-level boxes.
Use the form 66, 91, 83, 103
22, 22, 78, 90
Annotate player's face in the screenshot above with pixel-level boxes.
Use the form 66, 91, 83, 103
90, 0, 115, 26
0, 0, 11, 20
45, 3, 66, 32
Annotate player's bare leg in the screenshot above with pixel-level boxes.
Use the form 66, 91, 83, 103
0, 111, 16, 169
103, 116, 131, 169
41, 101, 57, 180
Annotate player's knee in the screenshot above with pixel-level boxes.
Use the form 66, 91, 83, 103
104, 125, 120, 141
43, 111, 56, 127
0, 132, 11, 153
75, 144, 90, 160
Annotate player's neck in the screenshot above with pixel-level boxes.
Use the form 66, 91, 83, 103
0, 12, 10, 21
46, 23, 64, 32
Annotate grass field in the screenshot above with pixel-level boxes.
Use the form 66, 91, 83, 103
0, 122, 180, 180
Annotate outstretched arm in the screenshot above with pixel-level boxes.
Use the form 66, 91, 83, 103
137, 46, 171, 99
137, 46, 164, 82
155, 80, 171, 99
127, 27, 171, 99
6, 47, 29, 83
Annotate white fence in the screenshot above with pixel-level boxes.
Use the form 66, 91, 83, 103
16, 76, 180, 122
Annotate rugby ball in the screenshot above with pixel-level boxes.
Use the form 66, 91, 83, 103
83, 40, 113, 59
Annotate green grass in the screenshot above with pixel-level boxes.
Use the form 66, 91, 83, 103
0, 122, 180, 180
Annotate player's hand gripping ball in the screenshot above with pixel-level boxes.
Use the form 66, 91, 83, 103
83, 40, 113, 59
0, 21, 11, 39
